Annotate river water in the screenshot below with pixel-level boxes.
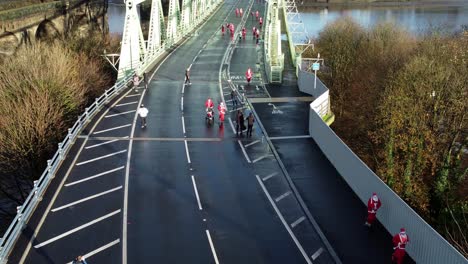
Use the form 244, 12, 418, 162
107, 1, 468, 37
298, 3, 468, 38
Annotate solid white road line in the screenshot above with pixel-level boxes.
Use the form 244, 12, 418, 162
65, 166, 125, 187
191, 176, 203, 210
182, 116, 186, 134
115, 101, 138, 107
275, 191, 291, 203
93, 124, 132, 135
34, 210, 121, 249
181, 97, 184, 111
238, 140, 251, 163
269, 135, 312, 140
291, 216, 306, 228
255, 175, 313, 264
66, 239, 120, 264
125, 94, 141, 98
252, 154, 273, 163
85, 136, 129, 149
244, 139, 260, 148
105, 110, 136, 118
52, 186, 122, 212
185, 140, 191, 164
76, 150, 127, 166
262, 172, 278, 181
311, 247, 324, 260
228, 117, 236, 133
206, 230, 220, 264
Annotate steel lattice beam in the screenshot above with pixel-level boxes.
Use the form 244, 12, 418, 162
147, 0, 165, 57
166, 0, 181, 42
118, 0, 146, 78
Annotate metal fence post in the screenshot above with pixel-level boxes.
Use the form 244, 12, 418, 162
16, 206, 23, 230
47, 160, 54, 179
58, 143, 64, 160
33, 180, 42, 202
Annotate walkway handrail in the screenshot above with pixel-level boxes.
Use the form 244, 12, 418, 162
0, 73, 134, 263
296, 64, 468, 264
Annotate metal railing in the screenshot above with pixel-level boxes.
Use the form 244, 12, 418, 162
0, 73, 134, 263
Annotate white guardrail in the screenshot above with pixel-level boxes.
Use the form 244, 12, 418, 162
0, 73, 134, 263
297, 66, 468, 264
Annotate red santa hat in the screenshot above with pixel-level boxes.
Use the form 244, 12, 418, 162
372, 193, 378, 201
400, 228, 406, 234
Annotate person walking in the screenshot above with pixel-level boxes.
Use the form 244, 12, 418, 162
246, 112, 255, 137
365, 192, 382, 227
245, 67, 252, 84
143, 72, 148, 89
221, 24, 225, 36
185, 68, 191, 85
392, 228, 409, 264
137, 104, 149, 128
236, 110, 245, 136
259, 17, 263, 28
218, 101, 227, 123
72, 256, 88, 264
240, 8, 243, 17
256, 28, 260, 44
230, 89, 238, 109
133, 73, 140, 90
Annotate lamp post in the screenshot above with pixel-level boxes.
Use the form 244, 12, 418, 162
311, 53, 324, 89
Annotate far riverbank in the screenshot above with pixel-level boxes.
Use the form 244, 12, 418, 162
300, 0, 468, 8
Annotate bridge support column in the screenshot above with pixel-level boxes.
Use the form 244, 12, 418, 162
181, 0, 192, 33
147, 0, 165, 58
166, 0, 181, 44
118, 0, 146, 78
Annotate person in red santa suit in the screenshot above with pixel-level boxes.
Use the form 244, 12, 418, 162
242, 27, 246, 39
245, 67, 252, 84
235, 8, 239, 17
392, 228, 409, 264
252, 26, 257, 39
221, 24, 225, 36
255, 10, 259, 20
240, 8, 243, 17
218, 101, 227, 122
259, 17, 263, 28
365, 192, 382, 227
205, 97, 214, 112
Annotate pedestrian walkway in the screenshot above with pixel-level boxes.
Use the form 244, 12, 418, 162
247, 13, 416, 263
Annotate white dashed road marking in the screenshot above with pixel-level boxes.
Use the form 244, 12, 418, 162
93, 124, 132, 135
52, 186, 122, 212
34, 210, 121, 249
76, 150, 127, 166
65, 166, 125, 187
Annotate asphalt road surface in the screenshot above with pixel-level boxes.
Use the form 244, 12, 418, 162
8, 0, 336, 263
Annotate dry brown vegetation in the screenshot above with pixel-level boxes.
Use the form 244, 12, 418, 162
308, 18, 467, 256
0, 31, 117, 228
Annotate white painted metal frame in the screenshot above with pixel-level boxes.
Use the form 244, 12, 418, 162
147, 0, 165, 57
118, 0, 147, 78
